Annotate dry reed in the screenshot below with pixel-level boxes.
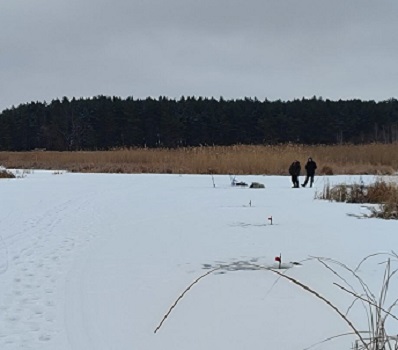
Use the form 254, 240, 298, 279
317, 178, 398, 219
1, 144, 398, 175
0, 169, 15, 178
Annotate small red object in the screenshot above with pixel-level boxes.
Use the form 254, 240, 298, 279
275, 256, 281, 262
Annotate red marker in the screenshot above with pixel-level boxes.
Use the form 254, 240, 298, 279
275, 254, 282, 268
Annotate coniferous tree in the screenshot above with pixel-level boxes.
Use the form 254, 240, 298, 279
1, 96, 398, 151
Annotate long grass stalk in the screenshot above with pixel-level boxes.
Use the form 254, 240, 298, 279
333, 283, 398, 322
154, 267, 221, 334
312, 256, 376, 335
266, 267, 369, 350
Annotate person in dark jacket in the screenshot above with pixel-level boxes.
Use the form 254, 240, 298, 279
289, 160, 301, 188
302, 157, 317, 188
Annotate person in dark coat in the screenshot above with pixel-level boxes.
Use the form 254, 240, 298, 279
288, 160, 301, 188
302, 157, 317, 187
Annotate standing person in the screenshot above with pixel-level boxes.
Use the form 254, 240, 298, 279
289, 160, 301, 188
302, 157, 317, 188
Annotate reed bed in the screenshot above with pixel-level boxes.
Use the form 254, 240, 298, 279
317, 178, 398, 219
1, 144, 398, 175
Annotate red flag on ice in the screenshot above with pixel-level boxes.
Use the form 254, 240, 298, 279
275, 256, 281, 262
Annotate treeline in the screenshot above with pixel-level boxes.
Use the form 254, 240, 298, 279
0, 95, 398, 151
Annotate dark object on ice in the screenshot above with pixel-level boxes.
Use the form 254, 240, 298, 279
250, 182, 265, 188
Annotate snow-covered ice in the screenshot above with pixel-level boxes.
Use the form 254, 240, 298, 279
0, 171, 397, 349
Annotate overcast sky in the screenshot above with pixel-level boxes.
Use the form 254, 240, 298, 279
1, 0, 397, 111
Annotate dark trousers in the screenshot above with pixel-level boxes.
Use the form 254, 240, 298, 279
303, 174, 315, 187
291, 175, 299, 188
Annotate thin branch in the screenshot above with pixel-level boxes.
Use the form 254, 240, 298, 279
313, 256, 375, 302
303, 331, 370, 350
314, 258, 371, 317
346, 296, 364, 316
312, 256, 374, 333
154, 266, 221, 333
354, 252, 395, 272
333, 283, 398, 322
266, 268, 369, 350
315, 257, 354, 291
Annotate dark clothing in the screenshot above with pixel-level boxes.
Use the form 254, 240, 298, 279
289, 161, 301, 176
303, 174, 315, 187
302, 159, 317, 187
289, 161, 301, 188
305, 159, 317, 175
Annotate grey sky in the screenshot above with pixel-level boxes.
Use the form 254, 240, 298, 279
1, 0, 397, 111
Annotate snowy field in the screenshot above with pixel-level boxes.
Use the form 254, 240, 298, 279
0, 170, 397, 350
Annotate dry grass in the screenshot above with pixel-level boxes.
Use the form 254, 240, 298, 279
0, 169, 15, 178
317, 178, 398, 219
1, 144, 398, 175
